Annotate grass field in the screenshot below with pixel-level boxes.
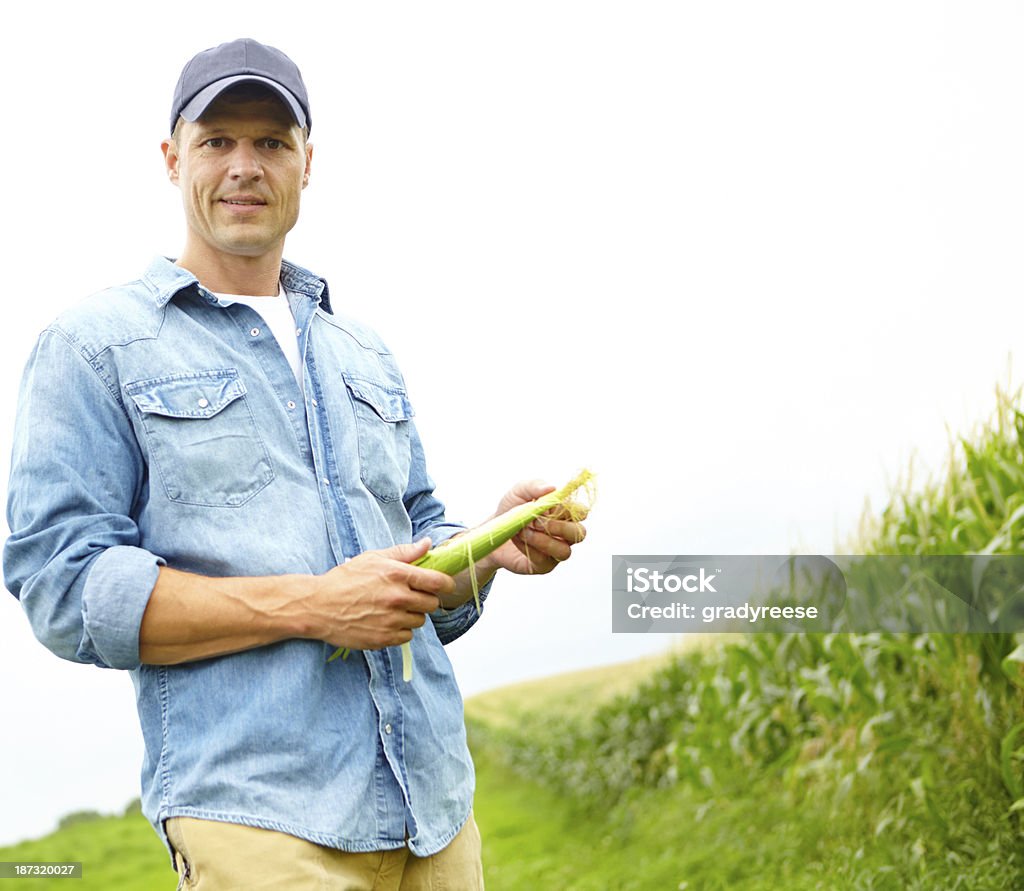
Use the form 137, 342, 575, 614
0, 807, 172, 891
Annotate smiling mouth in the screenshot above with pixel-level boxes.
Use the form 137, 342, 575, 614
219, 198, 267, 216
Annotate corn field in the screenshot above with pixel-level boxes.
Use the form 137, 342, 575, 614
470, 385, 1024, 888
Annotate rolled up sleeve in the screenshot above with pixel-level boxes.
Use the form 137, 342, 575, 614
428, 579, 493, 644
3, 328, 161, 670
78, 546, 164, 669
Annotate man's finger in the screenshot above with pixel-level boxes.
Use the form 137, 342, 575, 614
405, 565, 455, 598
520, 527, 573, 562
512, 479, 556, 500
529, 517, 587, 544
377, 537, 432, 564
399, 589, 443, 613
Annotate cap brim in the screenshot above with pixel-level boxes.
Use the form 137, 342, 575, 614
179, 75, 307, 129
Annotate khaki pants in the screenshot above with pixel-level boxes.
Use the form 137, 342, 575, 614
165, 813, 484, 890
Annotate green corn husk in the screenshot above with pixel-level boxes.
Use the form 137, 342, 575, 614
327, 468, 595, 680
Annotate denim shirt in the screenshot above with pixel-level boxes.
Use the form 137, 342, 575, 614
3, 256, 490, 861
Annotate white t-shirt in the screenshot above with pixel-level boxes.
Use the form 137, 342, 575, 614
214, 287, 303, 387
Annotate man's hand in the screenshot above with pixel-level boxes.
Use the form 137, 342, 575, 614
481, 479, 589, 576
304, 538, 454, 651
442, 479, 589, 609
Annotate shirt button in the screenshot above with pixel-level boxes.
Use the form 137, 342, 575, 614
323, 479, 331, 487
197, 398, 209, 408
384, 724, 393, 735
250, 327, 260, 337
286, 400, 296, 410
295, 328, 302, 337
311, 398, 318, 407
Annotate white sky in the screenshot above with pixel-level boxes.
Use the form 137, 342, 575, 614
2, 0, 1023, 846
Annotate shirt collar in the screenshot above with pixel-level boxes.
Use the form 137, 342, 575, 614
142, 256, 333, 315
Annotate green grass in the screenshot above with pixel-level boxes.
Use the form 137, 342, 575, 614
474, 743, 837, 891
473, 739, 1024, 891
0, 810, 172, 891
469, 634, 1024, 889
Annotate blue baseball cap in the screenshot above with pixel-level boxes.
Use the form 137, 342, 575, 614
170, 38, 311, 135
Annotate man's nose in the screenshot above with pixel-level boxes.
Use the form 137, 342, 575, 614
228, 142, 263, 179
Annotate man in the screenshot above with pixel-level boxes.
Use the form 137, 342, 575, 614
4, 38, 586, 889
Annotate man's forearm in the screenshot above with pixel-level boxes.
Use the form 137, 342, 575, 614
138, 566, 316, 665
138, 540, 453, 666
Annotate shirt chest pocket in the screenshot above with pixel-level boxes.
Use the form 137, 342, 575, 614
125, 369, 275, 508
342, 374, 413, 503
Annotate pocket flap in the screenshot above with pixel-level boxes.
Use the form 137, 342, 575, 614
125, 369, 247, 420
342, 374, 414, 422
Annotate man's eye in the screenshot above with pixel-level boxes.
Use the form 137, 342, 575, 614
264, 139, 284, 150
204, 138, 225, 148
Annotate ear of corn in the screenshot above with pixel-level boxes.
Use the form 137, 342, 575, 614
327, 468, 595, 679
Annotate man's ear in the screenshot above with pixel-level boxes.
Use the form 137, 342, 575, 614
303, 141, 313, 188
162, 138, 180, 184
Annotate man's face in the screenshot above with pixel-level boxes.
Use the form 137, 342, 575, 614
162, 92, 313, 262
